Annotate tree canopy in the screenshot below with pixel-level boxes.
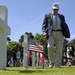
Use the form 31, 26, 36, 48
7, 41, 23, 60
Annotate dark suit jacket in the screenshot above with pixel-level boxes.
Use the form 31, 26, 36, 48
42, 13, 70, 39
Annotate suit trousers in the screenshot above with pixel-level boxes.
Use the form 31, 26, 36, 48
47, 31, 64, 66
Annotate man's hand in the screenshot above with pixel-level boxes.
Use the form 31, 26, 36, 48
43, 33, 47, 38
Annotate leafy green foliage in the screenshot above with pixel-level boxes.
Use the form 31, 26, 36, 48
19, 35, 24, 43
7, 37, 11, 41
7, 41, 23, 60
70, 38, 75, 49
34, 33, 46, 45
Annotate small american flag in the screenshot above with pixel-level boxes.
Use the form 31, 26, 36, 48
29, 44, 44, 53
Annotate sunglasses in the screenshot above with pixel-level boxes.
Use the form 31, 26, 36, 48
53, 9, 58, 11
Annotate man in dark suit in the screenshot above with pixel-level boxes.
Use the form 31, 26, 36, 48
42, 3, 70, 68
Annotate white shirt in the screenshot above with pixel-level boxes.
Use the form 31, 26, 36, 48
16, 51, 20, 59
66, 46, 72, 58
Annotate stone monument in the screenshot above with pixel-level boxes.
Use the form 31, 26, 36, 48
0, 5, 11, 70
22, 33, 29, 68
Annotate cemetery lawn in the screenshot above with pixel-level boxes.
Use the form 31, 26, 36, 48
0, 66, 75, 75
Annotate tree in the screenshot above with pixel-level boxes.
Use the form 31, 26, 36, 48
34, 33, 46, 45
19, 35, 24, 43
19, 32, 29, 43
7, 37, 11, 42
63, 39, 69, 49
70, 38, 75, 49
7, 41, 23, 60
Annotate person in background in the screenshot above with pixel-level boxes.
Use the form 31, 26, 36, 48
16, 49, 21, 67
42, 3, 70, 68
65, 42, 75, 66
8, 57, 13, 67
13, 50, 17, 67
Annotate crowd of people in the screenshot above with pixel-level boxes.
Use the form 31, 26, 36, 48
7, 41, 75, 67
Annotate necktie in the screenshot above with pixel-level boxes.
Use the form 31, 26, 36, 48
54, 15, 58, 30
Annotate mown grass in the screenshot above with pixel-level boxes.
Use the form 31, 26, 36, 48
0, 66, 75, 75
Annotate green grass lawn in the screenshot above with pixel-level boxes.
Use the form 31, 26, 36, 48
0, 66, 75, 75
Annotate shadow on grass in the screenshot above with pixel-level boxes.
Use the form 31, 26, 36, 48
5, 66, 75, 74
5, 69, 21, 72
19, 69, 44, 73
5, 67, 44, 73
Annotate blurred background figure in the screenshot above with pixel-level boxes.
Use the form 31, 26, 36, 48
16, 49, 21, 67
65, 42, 75, 66
8, 57, 13, 67
13, 50, 17, 67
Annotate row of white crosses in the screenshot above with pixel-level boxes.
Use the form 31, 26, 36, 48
0, 5, 45, 70
22, 33, 44, 69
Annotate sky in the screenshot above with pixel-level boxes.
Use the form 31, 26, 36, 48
0, 0, 75, 41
